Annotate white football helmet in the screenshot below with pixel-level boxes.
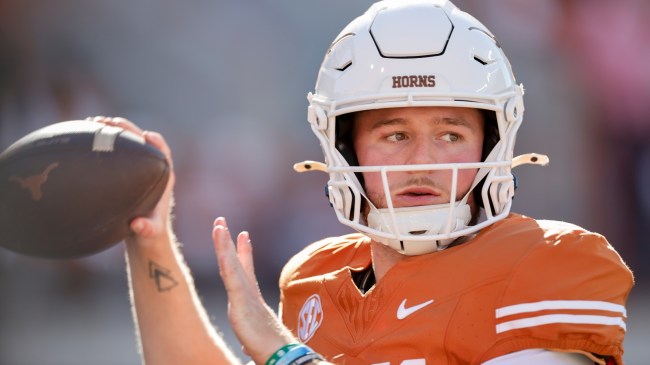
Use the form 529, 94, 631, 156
297, 0, 547, 255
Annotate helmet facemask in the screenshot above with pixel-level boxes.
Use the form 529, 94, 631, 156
325, 106, 513, 255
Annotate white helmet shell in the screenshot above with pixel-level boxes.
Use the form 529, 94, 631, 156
307, 0, 526, 255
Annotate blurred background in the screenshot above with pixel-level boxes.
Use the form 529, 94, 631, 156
1, 0, 648, 364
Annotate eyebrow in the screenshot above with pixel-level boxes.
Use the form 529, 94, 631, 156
368, 116, 477, 131
367, 118, 406, 131
437, 117, 477, 130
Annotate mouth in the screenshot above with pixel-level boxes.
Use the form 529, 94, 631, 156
394, 187, 443, 206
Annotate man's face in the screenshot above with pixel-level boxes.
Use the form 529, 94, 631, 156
352, 106, 484, 210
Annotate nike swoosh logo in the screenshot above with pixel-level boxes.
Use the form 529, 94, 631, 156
397, 299, 434, 320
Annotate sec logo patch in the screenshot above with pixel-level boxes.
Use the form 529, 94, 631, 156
298, 294, 323, 342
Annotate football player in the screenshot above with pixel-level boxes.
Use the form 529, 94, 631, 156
116, 0, 634, 364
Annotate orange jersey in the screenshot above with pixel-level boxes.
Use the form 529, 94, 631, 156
279, 214, 634, 365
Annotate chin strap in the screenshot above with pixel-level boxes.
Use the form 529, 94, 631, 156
367, 203, 472, 254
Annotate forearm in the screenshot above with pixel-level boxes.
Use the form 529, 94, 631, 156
126, 230, 240, 365
83, 117, 237, 364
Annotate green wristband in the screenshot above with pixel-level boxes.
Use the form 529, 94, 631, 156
266, 343, 300, 365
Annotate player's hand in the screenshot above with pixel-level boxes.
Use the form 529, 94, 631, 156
88, 116, 176, 243
212, 217, 297, 364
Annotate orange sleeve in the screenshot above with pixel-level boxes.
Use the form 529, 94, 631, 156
278, 234, 370, 326
483, 222, 634, 364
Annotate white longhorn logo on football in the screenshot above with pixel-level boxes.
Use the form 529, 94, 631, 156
297, 294, 323, 342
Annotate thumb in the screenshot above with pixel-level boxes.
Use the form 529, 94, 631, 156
129, 217, 154, 237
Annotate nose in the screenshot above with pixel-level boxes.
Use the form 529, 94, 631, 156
405, 135, 438, 166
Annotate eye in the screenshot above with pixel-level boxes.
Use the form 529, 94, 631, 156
387, 132, 407, 142
440, 133, 460, 142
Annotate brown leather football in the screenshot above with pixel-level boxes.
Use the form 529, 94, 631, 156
0, 120, 170, 259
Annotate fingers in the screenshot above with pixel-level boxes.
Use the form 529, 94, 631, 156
212, 218, 260, 296
87, 116, 144, 135
130, 217, 146, 236
143, 131, 173, 168
237, 231, 260, 291
213, 217, 236, 276
212, 217, 299, 363
90, 117, 174, 168
84, 115, 176, 241
129, 216, 154, 237
213, 218, 249, 295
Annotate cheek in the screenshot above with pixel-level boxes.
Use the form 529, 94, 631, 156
361, 172, 383, 197
454, 146, 484, 191
356, 142, 398, 166
355, 143, 399, 196
456, 169, 478, 193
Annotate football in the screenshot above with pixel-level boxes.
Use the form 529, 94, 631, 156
0, 120, 170, 259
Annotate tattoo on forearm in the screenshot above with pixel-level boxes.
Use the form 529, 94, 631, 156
148, 260, 179, 292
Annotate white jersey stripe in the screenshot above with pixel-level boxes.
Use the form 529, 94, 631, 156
496, 300, 626, 318
496, 314, 627, 334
